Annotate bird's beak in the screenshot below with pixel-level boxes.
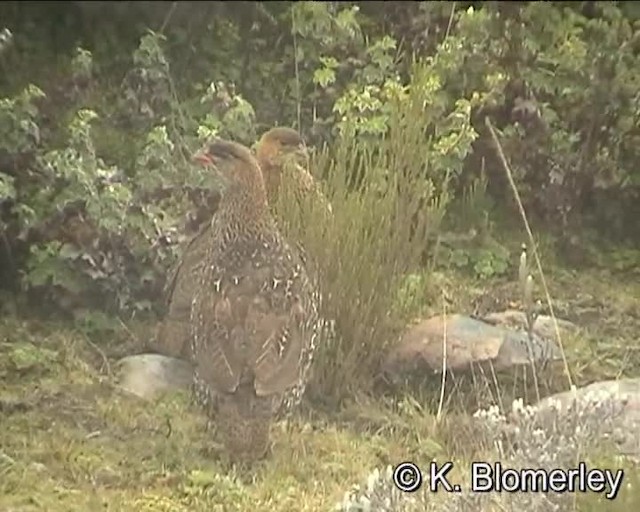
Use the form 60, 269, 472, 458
193, 149, 213, 166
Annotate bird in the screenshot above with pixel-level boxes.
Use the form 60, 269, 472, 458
153, 127, 330, 361
188, 138, 321, 465
255, 127, 335, 391
256, 127, 333, 222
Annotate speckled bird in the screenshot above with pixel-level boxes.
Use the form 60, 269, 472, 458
188, 138, 321, 464
154, 127, 330, 363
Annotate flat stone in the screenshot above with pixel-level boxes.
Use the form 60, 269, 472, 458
115, 353, 193, 400
481, 309, 579, 341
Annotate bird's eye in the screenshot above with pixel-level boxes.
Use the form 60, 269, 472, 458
208, 144, 233, 162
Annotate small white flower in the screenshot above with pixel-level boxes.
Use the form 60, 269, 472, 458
366, 468, 380, 492
512, 398, 524, 413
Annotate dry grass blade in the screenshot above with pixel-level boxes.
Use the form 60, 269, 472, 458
484, 116, 573, 390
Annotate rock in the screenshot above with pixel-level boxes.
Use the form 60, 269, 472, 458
480, 309, 579, 341
115, 353, 193, 400
383, 314, 562, 379
532, 378, 640, 462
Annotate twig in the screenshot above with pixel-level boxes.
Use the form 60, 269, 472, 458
117, 316, 142, 348
484, 116, 573, 389
0, 451, 16, 466
158, 2, 178, 34
444, 2, 457, 41
0, 228, 15, 277
291, 6, 302, 132
83, 333, 111, 377
436, 287, 448, 421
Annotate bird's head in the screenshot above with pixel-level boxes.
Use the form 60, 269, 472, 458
193, 138, 263, 190
255, 127, 308, 170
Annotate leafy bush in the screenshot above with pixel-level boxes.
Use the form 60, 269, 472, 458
0, 33, 255, 320
451, 4, 640, 239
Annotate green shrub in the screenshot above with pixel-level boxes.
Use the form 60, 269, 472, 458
273, 57, 477, 404
0, 33, 255, 320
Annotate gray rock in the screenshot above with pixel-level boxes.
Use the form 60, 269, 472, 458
383, 314, 563, 379
480, 309, 578, 341
115, 353, 193, 400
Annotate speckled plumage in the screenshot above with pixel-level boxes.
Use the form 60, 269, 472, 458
189, 139, 320, 464
154, 127, 329, 363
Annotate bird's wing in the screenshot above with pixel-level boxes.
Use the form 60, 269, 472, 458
190, 241, 316, 398
190, 271, 244, 394
241, 251, 314, 397
163, 223, 210, 310
248, 287, 309, 396
293, 163, 316, 193
291, 163, 333, 217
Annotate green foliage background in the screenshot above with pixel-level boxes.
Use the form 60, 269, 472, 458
0, 1, 638, 329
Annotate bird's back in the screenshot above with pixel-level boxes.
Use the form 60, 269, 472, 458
192, 228, 317, 391
190, 224, 319, 461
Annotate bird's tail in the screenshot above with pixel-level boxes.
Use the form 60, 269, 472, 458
215, 383, 275, 465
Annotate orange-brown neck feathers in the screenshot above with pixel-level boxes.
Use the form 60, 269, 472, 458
256, 127, 305, 201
